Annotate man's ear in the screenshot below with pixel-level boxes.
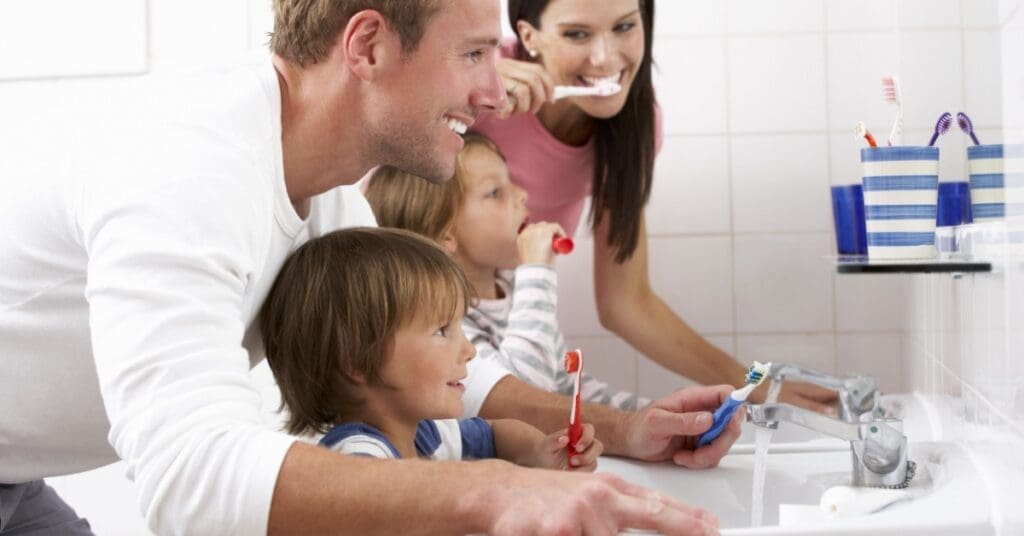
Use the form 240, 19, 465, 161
337, 9, 400, 81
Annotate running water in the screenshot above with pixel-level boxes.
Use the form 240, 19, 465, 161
751, 379, 782, 527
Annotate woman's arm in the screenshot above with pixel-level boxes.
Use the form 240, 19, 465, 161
591, 211, 837, 410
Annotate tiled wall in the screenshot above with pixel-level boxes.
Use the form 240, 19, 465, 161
565, 0, 1010, 402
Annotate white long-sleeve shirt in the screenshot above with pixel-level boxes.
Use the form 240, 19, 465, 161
462, 265, 649, 411
0, 52, 506, 535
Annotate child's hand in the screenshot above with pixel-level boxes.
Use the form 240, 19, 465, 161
536, 423, 603, 471
517, 222, 566, 266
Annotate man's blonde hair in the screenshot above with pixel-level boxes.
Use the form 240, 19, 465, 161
365, 133, 505, 242
270, 0, 444, 66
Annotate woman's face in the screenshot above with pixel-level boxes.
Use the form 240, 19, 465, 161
519, 0, 645, 119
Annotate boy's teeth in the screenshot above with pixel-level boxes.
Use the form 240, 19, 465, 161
446, 117, 468, 134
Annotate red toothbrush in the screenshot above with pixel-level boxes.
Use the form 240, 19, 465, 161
564, 349, 584, 468
517, 222, 574, 255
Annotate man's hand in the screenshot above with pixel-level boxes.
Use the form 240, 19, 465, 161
620, 385, 742, 469
484, 462, 719, 535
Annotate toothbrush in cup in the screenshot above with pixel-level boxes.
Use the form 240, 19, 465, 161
928, 112, 953, 146
881, 76, 903, 146
553, 80, 622, 101
695, 361, 770, 448
957, 112, 981, 145
565, 349, 584, 468
855, 121, 878, 148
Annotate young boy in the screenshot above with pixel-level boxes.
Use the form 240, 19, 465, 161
365, 133, 649, 411
260, 226, 601, 469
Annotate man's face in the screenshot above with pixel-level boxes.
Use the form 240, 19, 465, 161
367, 0, 506, 183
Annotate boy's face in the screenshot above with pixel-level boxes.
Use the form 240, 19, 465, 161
374, 303, 476, 423
450, 145, 529, 272
366, 0, 506, 184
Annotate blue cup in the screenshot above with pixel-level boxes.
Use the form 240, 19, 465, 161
831, 184, 867, 255
936, 182, 973, 227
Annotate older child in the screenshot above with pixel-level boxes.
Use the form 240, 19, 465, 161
366, 133, 649, 411
259, 227, 600, 469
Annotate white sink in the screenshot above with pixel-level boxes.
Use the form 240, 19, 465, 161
598, 441, 993, 535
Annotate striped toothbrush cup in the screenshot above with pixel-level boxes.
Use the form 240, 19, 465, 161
861, 146, 939, 259
968, 144, 1024, 221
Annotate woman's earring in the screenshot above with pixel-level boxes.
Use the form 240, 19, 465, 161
528, 49, 538, 58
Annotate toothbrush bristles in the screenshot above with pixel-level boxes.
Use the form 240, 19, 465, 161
745, 361, 770, 385
564, 350, 581, 373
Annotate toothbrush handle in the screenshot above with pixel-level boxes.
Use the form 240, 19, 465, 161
970, 132, 981, 146
695, 396, 742, 448
567, 395, 582, 468
552, 236, 574, 255
928, 132, 940, 147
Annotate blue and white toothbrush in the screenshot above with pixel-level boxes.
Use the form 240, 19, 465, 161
696, 361, 771, 448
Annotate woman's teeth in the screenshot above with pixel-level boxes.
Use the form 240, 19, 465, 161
581, 73, 621, 86
446, 117, 468, 134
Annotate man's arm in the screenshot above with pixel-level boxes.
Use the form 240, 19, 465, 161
479, 376, 743, 468
268, 442, 718, 535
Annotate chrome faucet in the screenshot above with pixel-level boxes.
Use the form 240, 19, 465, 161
765, 363, 881, 422
746, 403, 913, 488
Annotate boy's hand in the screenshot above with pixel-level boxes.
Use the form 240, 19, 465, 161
535, 423, 603, 471
517, 222, 566, 266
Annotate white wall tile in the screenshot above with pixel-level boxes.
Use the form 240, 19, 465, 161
826, 1, 898, 31
636, 337, 735, 399
826, 32, 901, 133
731, 134, 831, 233
896, 30, 965, 131
836, 333, 904, 393
964, 30, 1004, 128
829, 132, 868, 186
649, 136, 731, 235
656, 0, 727, 38
736, 333, 836, 375
728, 35, 827, 132
653, 38, 728, 134
734, 233, 834, 332
649, 236, 734, 334
554, 236, 610, 338
726, 0, 824, 34
835, 274, 909, 332
562, 336, 639, 397
148, 0, 251, 70
249, 0, 275, 49
962, 0, 1002, 27
0, 1, 147, 80
896, 0, 963, 28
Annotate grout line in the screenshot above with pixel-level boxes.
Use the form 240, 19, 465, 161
722, 11, 740, 365
822, 1, 840, 376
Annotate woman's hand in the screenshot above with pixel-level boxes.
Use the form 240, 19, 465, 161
496, 57, 555, 118
533, 423, 603, 471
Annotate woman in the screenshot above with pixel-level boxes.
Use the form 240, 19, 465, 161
472, 0, 835, 411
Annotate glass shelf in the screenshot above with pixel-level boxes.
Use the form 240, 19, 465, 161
834, 255, 992, 274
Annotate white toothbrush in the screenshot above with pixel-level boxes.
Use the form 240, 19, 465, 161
882, 76, 903, 146
553, 81, 622, 101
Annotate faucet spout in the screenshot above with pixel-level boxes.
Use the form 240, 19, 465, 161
745, 402, 912, 488
765, 363, 881, 422
745, 403, 861, 441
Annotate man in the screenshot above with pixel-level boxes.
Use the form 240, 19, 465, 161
0, 1, 736, 534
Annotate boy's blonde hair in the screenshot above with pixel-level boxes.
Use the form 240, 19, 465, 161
260, 227, 471, 435
365, 132, 505, 241
270, 0, 443, 67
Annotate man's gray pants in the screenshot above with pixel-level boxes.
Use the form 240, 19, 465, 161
0, 480, 93, 535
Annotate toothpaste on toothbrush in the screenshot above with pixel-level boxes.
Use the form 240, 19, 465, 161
695, 361, 770, 448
